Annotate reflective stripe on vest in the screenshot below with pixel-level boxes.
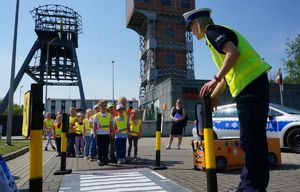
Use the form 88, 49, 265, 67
205, 25, 271, 97
54, 123, 62, 137
130, 119, 141, 136
115, 116, 128, 134
97, 113, 111, 131
44, 119, 53, 129
83, 118, 91, 133
75, 122, 83, 135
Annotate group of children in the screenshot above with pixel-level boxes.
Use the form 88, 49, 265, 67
43, 97, 142, 166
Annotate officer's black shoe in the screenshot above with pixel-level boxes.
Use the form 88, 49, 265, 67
98, 162, 104, 166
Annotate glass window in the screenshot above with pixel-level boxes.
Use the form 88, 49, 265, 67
269, 108, 283, 117
164, 28, 175, 40
270, 103, 300, 114
61, 100, 65, 107
214, 106, 237, 117
165, 53, 176, 65
181, 0, 190, 8
161, 0, 170, 6
137, 0, 149, 3
72, 100, 76, 108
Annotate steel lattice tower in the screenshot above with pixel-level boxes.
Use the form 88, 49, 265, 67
126, 0, 195, 104
0, 4, 86, 114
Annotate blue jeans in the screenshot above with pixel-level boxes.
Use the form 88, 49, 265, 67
116, 138, 127, 159
89, 133, 97, 158
235, 73, 269, 192
84, 136, 90, 157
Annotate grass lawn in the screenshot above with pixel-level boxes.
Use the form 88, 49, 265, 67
0, 140, 29, 156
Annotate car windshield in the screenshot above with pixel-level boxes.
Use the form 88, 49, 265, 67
270, 103, 300, 114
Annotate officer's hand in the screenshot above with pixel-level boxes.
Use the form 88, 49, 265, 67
199, 79, 218, 97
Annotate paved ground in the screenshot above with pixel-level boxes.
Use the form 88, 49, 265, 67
6, 137, 300, 192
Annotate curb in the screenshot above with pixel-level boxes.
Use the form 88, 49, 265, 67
3, 146, 29, 162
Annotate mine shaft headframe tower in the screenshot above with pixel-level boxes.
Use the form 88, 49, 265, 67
126, 0, 195, 102
0, 4, 86, 114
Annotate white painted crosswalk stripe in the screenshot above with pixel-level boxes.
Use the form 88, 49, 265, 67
80, 176, 147, 183
79, 171, 167, 192
80, 178, 152, 186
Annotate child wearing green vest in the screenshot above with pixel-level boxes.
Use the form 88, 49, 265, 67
113, 104, 130, 164
128, 110, 142, 161
83, 109, 93, 159
94, 100, 113, 166
73, 111, 84, 158
67, 107, 77, 157
43, 112, 56, 151
53, 114, 62, 157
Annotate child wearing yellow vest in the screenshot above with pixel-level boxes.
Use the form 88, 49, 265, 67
53, 114, 63, 157
83, 109, 93, 159
67, 107, 77, 157
43, 112, 56, 151
113, 104, 130, 164
128, 110, 142, 161
73, 111, 84, 158
94, 100, 113, 166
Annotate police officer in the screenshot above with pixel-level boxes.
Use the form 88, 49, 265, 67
183, 8, 271, 192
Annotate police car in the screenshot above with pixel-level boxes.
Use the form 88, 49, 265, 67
212, 103, 300, 153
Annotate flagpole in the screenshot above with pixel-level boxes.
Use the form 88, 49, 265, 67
279, 83, 283, 106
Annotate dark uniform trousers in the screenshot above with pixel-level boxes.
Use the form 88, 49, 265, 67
234, 73, 270, 192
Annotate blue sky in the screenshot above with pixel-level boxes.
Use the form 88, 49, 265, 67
0, 0, 299, 105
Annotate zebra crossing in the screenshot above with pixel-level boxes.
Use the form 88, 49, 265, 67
59, 168, 190, 192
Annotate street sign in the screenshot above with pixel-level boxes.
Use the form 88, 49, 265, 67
22, 91, 31, 138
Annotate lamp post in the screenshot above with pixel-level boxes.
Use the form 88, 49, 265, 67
112, 60, 115, 104
6, 0, 20, 146
19, 85, 23, 106
45, 37, 57, 113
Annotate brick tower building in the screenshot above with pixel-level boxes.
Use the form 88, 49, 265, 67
126, 0, 195, 105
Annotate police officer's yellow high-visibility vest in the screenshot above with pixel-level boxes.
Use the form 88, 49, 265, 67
83, 118, 91, 134
115, 116, 128, 134
54, 123, 62, 137
97, 113, 111, 131
44, 119, 54, 129
205, 25, 271, 97
130, 119, 141, 136
74, 122, 83, 135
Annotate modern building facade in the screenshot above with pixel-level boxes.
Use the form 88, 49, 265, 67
45, 98, 138, 115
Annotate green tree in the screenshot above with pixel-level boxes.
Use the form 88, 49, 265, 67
0, 99, 23, 115
283, 33, 300, 83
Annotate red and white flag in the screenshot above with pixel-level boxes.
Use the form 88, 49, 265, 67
275, 68, 282, 85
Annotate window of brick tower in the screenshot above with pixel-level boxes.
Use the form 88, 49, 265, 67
137, 0, 149, 3
164, 28, 175, 40
165, 53, 176, 65
181, 0, 190, 8
161, 0, 171, 6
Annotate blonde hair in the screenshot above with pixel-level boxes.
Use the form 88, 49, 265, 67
98, 100, 106, 107
85, 109, 92, 118
118, 96, 127, 105
194, 17, 214, 34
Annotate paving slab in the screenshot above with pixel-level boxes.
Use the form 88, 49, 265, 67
5, 137, 300, 192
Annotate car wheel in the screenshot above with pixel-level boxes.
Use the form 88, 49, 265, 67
216, 156, 227, 172
287, 127, 300, 153
268, 152, 277, 166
